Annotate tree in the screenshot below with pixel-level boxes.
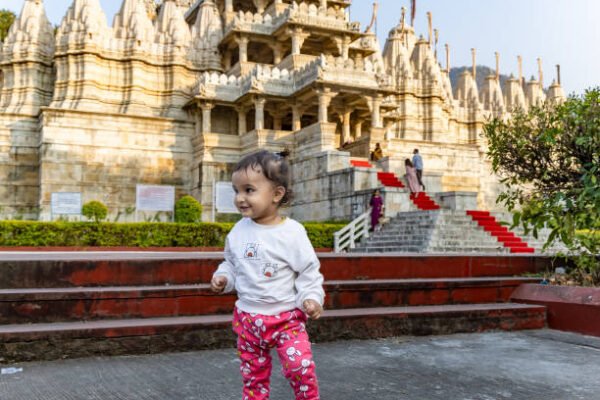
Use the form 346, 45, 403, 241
484, 88, 600, 285
174, 195, 203, 223
0, 9, 16, 42
82, 201, 108, 223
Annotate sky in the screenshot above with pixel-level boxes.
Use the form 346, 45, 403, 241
1, 0, 598, 95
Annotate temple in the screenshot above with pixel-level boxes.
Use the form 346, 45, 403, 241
0, 0, 566, 221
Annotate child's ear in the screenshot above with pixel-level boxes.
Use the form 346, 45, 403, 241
273, 186, 286, 203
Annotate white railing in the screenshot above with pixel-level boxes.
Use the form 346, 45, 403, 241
333, 208, 371, 253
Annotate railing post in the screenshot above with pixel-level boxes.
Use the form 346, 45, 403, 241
332, 208, 373, 253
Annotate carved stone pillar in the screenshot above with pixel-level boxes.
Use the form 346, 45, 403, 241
292, 105, 303, 131
200, 102, 214, 134
253, 0, 268, 13
317, 90, 332, 123
225, 0, 233, 12
354, 119, 364, 138
271, 110, 285, 130
223, 51, 232, 70
236, 36, 249, 63
254, 97, 266, 130
342, 108, 352, 142
236, 106, 247, 135
370, 96, 382, 128
272, 44, 283, 64
290, 28, 308, 55
341, 35, 351, 60
320, 0, 327, 10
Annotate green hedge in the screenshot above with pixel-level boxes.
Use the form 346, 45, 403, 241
0, 221, 345, 248
303, 223, 346, 249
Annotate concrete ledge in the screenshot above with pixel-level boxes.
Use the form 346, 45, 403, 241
0, 255, 555, 288
0, 304, 545, 363
436, 191, 478, 210
511, 284, 600, 337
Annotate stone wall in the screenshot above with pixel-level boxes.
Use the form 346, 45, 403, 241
37, 109, 194, 221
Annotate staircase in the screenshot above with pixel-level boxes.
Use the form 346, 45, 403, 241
354, 210, 535, 253
0, 254, 548, 362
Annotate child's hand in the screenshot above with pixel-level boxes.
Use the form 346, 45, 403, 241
211, 275, 228, 293
303, 299, 323, 320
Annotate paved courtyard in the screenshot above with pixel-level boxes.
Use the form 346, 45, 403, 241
2, 329, 599, 400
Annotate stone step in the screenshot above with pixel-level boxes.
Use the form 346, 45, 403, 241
0, 303, 546, 363
368, 235, 500, 243
4, 255, 553, 287
361, 246, 511, 254
0, 277, 540, 324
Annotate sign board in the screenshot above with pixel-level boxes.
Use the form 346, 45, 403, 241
51, 192, 82, 215
136, 185, 175, 212
215, 181, 237, 214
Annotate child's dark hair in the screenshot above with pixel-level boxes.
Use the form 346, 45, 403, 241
234, 150, 292, 206
405, 158, 413, 167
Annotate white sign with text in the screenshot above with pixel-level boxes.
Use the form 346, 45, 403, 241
215, 182, 237, 214
51, 192, 82, 215
136, 185, 175, 212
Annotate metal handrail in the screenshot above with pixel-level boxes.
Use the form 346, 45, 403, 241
333, 208, 371, 253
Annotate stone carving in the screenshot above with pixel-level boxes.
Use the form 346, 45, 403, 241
190, 0, 222, 69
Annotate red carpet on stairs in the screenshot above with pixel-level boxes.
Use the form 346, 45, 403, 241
350, 160, 405, 188
377, 171, 405, 188
410, 192, 440, 210
466, 210, 535, 254
350, 159, 373, 168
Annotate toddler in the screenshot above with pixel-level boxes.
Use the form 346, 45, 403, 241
211, 150, 324, 400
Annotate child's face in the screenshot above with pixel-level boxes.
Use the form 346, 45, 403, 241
232, 166, 285, 225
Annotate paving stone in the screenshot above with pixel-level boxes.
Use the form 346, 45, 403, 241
1, 330, 599, 400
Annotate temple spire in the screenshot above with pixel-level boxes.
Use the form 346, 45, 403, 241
445, 43, 450, 74
365, 2, 378, 34
113, 0, 154, 41
427, 11, 432, 47
495, 52, 500, 80
410, 0, 416, 27
517, 55, 523, 86
471, 48, 476, 80
401, 6, 406, 30
434, 29, 439, 59
537, 57, 544, 88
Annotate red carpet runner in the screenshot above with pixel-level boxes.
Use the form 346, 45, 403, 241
409, 192, 440, 210
350, 159, 405, 188
466, 210, 535, 254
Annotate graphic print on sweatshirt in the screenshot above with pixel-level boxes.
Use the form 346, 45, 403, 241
261, 262, 279, 278
243, 243, 260, 259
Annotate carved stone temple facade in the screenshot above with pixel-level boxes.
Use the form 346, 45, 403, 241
0, 0, 566, 221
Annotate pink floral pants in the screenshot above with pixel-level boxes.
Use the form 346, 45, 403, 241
233, 307, 320, 400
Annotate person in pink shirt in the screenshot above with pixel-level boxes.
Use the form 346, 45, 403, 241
211, 150, 324, 400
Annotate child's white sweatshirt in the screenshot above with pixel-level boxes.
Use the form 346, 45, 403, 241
213, 217, 325, 315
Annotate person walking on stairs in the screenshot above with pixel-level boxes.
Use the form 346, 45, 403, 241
369, 189, 384, 231
211, 150, 324, 400
412, 148, 425, 190
405, 159, 421, 194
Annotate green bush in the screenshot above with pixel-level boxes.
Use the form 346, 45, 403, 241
81, 201, 108, 223
0, 221, 345, 248
174, 195, 203, 223
304, 223, 346, 249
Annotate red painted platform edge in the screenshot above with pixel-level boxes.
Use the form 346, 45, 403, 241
0, 246, 333, 252
511, 283, 600, 337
